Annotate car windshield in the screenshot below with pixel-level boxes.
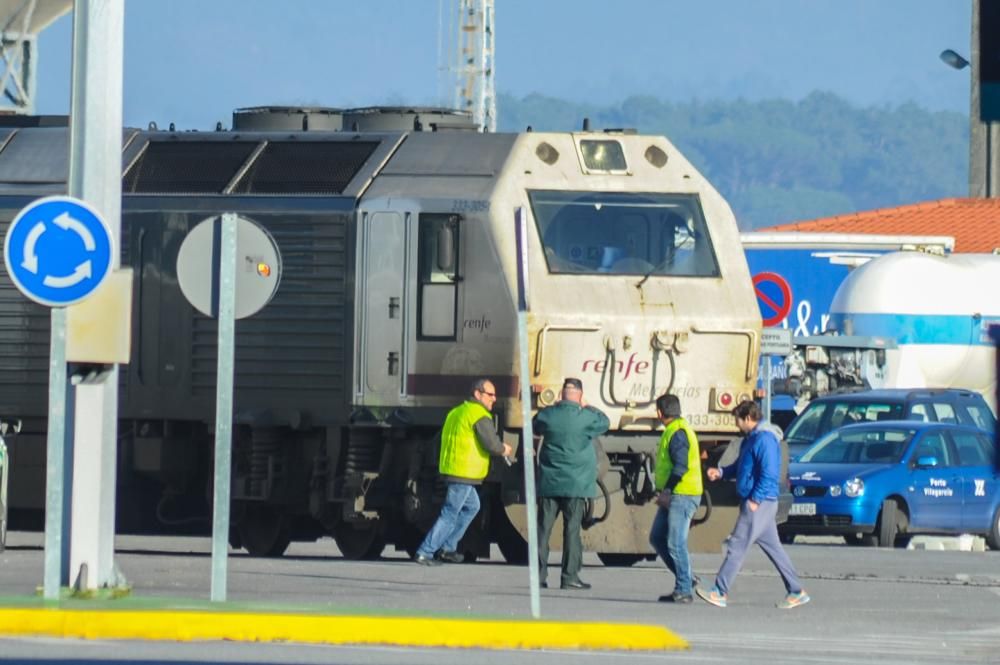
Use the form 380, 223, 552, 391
798, 426, 916, 464
785, 400, 904, 445
527, 190, 720, 276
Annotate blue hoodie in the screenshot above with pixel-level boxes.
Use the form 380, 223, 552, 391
720, 425, 780, 503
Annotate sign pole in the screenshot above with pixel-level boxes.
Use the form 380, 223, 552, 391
514, 207, 541, 619
759, 328, 792, 426
66, 0, 125, 592
42, 308, 72, 599
762, 357, 773, 424
210, 213, 238, 602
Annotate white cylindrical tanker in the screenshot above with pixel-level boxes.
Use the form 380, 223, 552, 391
828, 251, 1000, 413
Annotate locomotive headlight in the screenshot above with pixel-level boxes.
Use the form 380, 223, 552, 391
844, 478, 865, 498
580, 139, 627, 171
257, 262, 272, 277
538, 387, 558, 406
829, 485, 842, 497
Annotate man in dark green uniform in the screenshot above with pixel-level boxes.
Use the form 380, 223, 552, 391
533, 378, 610, 590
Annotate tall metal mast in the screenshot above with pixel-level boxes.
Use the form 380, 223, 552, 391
0, 0, 71, 114
451, 0, 495, 132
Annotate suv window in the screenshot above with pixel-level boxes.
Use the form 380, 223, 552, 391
908, 403, 931, 422
962, 404, 995, 432
785, 400, 903, 448
932, 402, 958, 424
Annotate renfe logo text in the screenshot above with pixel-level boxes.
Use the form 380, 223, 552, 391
581, 353, 650, 381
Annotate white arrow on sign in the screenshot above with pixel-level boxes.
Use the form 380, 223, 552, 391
42, 260, 92, 288
53, 211, 96, 251
20, 221, 45, 274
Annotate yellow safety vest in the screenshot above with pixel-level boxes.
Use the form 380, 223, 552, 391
655, 417, 703, 495
439, 400, 492, 481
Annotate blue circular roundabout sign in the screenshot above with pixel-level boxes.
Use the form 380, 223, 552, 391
3, 196, 115, 307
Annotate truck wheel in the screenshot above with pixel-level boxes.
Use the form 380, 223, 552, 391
876, 499, 903, 548
597, 553, 645, 567
334, 522, 385, 560
987, 506, 1000, 551
239, 507, 291, 557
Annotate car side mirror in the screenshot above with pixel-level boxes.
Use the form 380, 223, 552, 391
916, 456, 938, 468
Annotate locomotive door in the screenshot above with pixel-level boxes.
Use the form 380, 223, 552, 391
360, 211, 407, 399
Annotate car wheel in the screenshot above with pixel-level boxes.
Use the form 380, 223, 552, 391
876, 499, 903, 548
987, 506, 1000, 551
779, 531, 796, 544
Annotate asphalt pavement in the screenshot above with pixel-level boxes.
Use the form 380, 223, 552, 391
1, 531, 998, 664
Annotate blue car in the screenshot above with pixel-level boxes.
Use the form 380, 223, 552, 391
782, 421, 1000, 548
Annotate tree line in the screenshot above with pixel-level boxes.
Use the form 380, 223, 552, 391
498, 91, 968, 230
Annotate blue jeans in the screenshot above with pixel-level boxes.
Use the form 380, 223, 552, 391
649, 493, 700, 595
417, 482, 481, 557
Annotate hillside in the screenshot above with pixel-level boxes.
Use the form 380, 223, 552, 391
497, 92, 968, 230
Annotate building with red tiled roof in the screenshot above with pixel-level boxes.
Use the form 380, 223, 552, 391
760, 198, 1000, 253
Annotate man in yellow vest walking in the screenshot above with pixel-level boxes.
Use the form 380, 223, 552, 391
649, 393, 703, 603
414, 378, 512, 566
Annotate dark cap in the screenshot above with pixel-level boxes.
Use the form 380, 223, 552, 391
562, 377, 583, 391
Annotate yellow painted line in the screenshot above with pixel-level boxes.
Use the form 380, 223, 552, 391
0, 608, 686, 651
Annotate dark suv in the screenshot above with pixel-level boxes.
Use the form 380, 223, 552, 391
784, 389, 996, 460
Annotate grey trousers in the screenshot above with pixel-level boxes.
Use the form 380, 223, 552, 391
538, 496, 586, 585
715, 499, 803, 596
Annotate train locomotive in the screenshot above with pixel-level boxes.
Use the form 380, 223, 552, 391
0, 106, 762, 561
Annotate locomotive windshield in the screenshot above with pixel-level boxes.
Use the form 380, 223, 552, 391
528, 190, 720, 276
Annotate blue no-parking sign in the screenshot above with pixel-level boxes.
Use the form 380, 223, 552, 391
3, 196, 114, 307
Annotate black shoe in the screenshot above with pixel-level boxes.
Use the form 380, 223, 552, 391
414, 553, 442, 566
436, 550, 464, 563
540, 582, 548, 589
658, 592, 694, 603
560, 580, 592, 590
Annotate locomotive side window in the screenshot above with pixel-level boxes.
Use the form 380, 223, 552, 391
528, 190, 720, 276
417, 214, 459, 340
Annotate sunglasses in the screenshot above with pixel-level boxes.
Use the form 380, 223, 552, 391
479, 390, 497, 397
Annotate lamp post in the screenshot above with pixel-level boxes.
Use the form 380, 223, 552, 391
942, 2, 1000, 198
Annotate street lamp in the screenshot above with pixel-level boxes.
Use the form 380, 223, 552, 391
940, 49, 971, 70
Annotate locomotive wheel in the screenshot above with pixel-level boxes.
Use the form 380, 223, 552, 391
494, 505, 528, 564
597, 553, 645, 567
334, 522, 385, 560
239, 506, 291, 558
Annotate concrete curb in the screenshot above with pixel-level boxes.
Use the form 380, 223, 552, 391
0, 608, 688, 652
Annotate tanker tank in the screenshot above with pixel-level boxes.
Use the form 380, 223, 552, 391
828, 251, 1000, 413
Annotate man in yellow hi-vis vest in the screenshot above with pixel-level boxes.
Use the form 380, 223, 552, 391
414, 378, 512, 566
648, 393, 703, 603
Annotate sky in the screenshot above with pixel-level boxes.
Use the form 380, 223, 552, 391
33, 1, 973, 130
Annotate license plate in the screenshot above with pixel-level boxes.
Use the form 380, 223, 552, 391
789, 502, 816, 516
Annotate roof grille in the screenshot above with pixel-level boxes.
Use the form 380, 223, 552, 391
231, 141, 379, 194
123, 141, 259, 193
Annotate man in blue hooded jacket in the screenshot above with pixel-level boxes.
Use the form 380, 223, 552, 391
697, 400, 810, 610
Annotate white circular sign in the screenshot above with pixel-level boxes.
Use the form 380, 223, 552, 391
176, 215, 282, 319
